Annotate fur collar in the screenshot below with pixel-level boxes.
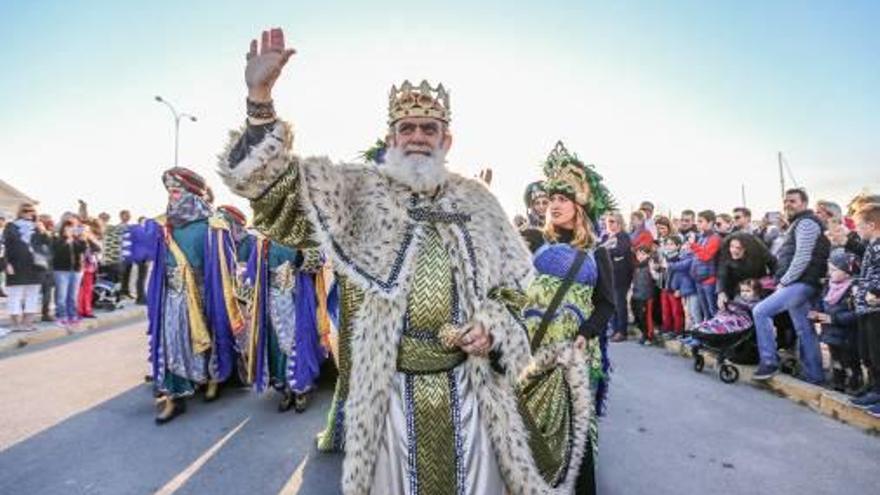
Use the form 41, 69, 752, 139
295, 155, 533, 301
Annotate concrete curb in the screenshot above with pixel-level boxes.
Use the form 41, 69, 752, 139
0, 306, 147, 355
657, 337, 880, 433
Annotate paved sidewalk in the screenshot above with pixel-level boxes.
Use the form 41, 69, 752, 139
626, 330, 880, 433
0, 298, 147, 354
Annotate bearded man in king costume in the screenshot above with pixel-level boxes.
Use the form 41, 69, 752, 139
218, 28, 601, 494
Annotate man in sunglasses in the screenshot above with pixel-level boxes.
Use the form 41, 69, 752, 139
732, 207, 754, 235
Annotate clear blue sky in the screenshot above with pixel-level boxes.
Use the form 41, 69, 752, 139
1, 0, 878, 220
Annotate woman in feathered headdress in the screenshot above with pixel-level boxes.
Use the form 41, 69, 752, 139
518, 141, 617, 494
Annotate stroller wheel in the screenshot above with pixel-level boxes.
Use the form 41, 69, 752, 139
693, 354, 705, 373
719, 364, 739, 384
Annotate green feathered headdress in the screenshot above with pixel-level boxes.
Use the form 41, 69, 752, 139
542, 141, 616, 221
360, 139, 387, 165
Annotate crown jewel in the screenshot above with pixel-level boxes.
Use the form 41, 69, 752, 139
388, 80, 450, 125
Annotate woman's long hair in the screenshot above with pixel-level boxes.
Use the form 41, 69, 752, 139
543, 203, 596, 249
722, 232, 772, 274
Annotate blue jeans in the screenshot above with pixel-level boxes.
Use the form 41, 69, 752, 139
54, 271, 82, 319
753, 282, 823, 383
696, 283, 717, 321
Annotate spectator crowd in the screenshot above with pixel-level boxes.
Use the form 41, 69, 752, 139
1, 201, 150, 337
522, 187, 880, 417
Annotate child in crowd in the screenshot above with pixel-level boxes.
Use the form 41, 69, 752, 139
630, 210, 654, 252
668, 239, 702, 329
810, 250, 861, 393
632, 244, 659, 345
688, 210, 723, 321
655, 235, 686, 337
850, 203, 880, 417
76, 221, 102, 319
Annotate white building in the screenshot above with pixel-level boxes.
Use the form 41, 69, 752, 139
0, 179, 38, 219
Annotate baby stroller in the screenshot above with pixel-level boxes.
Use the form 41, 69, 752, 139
92, 266, 122, 311
686, 286, 797, 384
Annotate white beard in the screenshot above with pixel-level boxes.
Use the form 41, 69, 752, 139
380, 145, 449, 193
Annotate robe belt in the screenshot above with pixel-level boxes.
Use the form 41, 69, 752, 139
396, 328, 466, 374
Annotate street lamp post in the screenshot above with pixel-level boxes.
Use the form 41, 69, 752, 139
154, 96, 197, 166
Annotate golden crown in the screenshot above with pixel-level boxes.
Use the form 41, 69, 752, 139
388, 80, 450, 125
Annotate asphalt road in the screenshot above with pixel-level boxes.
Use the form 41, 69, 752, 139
1, 322, 878, 495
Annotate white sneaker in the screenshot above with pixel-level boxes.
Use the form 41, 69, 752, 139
0, 327, 11, 338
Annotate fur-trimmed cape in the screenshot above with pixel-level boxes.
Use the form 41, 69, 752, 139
219, 120, 594, 494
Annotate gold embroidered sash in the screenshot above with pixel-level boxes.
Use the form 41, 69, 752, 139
166, 234, 212, 354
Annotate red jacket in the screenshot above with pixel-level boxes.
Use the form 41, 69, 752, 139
688, 232, 722, 285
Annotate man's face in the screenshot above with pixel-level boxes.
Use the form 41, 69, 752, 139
391, 117, 448, 157
715, 218, 732, 234
532, 196, 550, 216
19, 206, 36, 221
734, 212, 750, 229
784, 192, 807, 218
697, 217, 712, 233
641, 207, 653, 220
680, 214, 694, 231
168, 187, 184, 204
120, 211, 131, 223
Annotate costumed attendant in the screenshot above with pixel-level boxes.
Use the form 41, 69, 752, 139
523, 181, 550, 229
520, 141, 617, 494
239, 224, 329, 412
219, 27, 599, 494
143, 167, 242, 424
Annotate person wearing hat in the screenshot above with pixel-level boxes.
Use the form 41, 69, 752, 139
222, 204, 332, 414
219, 27, 601, 494
517, 141, 617, 493
144, 167, 243, 424
238, 229, 332, 414
522, 180, 549, 229
809, 249, 861, 392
